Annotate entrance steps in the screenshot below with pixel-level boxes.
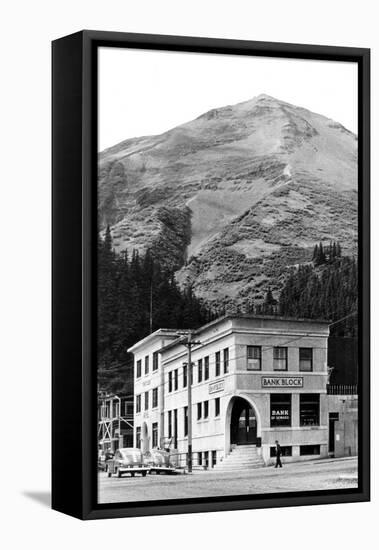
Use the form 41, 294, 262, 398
213, 445, 265, 471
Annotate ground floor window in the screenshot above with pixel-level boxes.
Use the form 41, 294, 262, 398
270, 446, 292, 457
300, 444, 320, 455
152, 422, 158, 447
300, 394, 320, 426
136, 427, 141, 449
270, 394, 291, 427
198, 452, 202, 466
168, 410, 172, 438
204, 451, 209, 468
211, 450, 217, 467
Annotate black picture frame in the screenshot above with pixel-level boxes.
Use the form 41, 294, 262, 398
52, 30, 370, 520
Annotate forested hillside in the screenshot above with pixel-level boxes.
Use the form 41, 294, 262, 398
97, 227, 214, 395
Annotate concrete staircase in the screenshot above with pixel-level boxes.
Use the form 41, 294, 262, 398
213, 445, 265, 471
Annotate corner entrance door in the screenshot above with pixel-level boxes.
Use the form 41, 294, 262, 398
231, 397, 257, 445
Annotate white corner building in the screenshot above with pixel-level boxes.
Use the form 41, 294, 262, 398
128, 315, 330, 468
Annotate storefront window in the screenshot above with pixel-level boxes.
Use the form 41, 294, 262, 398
136, 427, 141, 449
273, 347, 288, 370
152, 422, 158, 447
299, 348, 313, 371
270, 394, 291, 427
300, 394, 320, 426
247, 345, 261, 370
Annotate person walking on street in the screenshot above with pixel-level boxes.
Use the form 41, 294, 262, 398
274, 440, 283, 468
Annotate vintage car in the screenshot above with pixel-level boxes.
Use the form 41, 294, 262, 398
143, 449, 178, 474
107, 448, 150, 478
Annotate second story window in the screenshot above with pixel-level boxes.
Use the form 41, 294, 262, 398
274, 346, 288, 371
204, 356, 209, 380
136, 394, 141, 413
174, 369, 178, 391
223, 348, 229, 373
204, 400, 209, 419
184, 406, 188, 436
144, 355, 149, 375
215, 351, 221, 377
136, 359, 142, 378
215, 397, 220, 417
183, 364, 188, 388
152, 351, 159, 371
198, 359, 203, 383
247, 346, 261, 370
144, 391, 149, 410
299, 348, 313, 371
152, 387, 158, 408
197, 402, 202, 420
168, 371, 173, 393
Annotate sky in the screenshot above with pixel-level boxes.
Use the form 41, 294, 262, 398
98, 47, 358, 152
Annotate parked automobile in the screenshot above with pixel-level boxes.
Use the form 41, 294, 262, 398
107, 448, 149, 478
143, 449, 178, 475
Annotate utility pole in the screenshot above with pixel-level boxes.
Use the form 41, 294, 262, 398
176, 330, 201, 472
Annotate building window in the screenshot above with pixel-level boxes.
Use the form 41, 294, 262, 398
204, 451, 209, 468
270, 394, 291, 427
197, 402, 202, 420
274, 347, 288, 371
215, 351, 221, 377
153, 351, 159, 371
168, 410, 172, 438
183, 364, 188, 388
144, 355, 149, 374
215, 397, 220, 417
168, 371, 173, 393
174, 369, 178, 391
211, 450, 217, 467
136, 427, 141, 449
136, 359, 142, 378
136, 394, 141, 413
299, 347, 313, 371
198, 452, 202, 466
223, 348, 229, 373
144, 391, 149, 410
300, 444, 320, 456
152, 387, 158, 408
204, 356, 209, 380
184, 406, 188, 436
270, 446, 292, 457
204, 400, 209, 419
247, 346, 261, 370
198, 359, 203, 382
300, 394, 320, 426
152, 422, 158, 448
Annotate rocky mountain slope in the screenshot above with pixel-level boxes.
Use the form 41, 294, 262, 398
98, 94, 357, 311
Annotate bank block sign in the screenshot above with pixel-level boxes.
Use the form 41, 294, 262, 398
261, 376, 303, 388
